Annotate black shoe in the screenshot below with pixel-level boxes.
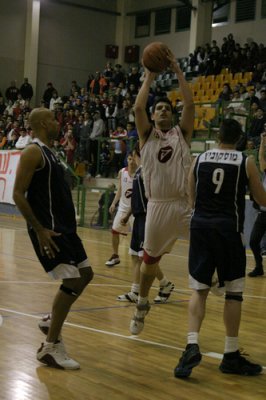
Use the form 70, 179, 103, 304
248, 268, 264, 277
174, 344, 202, 378
219, 350, 262, 376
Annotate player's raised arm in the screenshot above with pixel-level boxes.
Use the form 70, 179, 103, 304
134, 68, 156, 147
167, 50, 194, 145
247, 155, 266, 206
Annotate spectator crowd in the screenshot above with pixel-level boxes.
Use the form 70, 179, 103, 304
0, 34, 266, 176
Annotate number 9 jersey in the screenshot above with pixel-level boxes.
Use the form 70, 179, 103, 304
191, 149, 248, 233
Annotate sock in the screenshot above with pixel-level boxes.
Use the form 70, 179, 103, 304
131, 283, 140, 294
224, 336, 239, 354
138, 296, 148, 305
159, 277, 168, 287
187, 332, 199, 345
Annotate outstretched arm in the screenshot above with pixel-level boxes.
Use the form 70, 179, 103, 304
259, 133, 266, 172
167, 50, 194, 145
134, 68, 157, 148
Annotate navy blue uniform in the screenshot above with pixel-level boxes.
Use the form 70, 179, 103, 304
27, 140, 87, 277
130, 166, 147, 255
189, 149, 248, 289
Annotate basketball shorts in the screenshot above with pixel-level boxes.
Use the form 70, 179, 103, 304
28, 227, 90, 280
189, 228, 246, 292
112, 209, 133, 235
144, 198, 191, 258
129, 213, 145, 257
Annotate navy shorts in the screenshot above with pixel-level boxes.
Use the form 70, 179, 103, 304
130, 214, 146, 254
189, 227, 246, 287
28, 228, 88, 275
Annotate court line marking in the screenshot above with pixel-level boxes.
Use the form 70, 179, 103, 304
0, 306, 264, 369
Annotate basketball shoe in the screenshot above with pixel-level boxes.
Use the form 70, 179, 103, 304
174, 344, 202, 378
37, 342, 80, 370
219, 350, 262, 375
117, 291, 138, 302
130, 302, 151, 335
154, 281, 175, 303
105, 254, 120, 267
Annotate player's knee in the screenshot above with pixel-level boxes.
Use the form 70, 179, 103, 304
143, 250, 161, 265
225, 292, 243, 302
60, 284, 78, 297
141, 262, 157, 276
78, 266, 94, 289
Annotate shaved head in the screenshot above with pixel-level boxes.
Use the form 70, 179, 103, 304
29, 108, 52, 131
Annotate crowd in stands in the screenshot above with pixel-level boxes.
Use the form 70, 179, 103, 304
0, 33, 266, 177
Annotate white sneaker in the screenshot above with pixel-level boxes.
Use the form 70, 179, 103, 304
117, 291, 138, 302
37, 342, 80, 370
154, 281, 175, 303
105, 254, 120, 267
130, 302, 151, 335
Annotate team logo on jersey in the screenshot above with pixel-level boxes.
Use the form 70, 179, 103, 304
125, 188, 133, 198
158, 146, 173, 163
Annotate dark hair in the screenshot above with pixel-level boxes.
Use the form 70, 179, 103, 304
133, 141, 140, 157
218, 119, 243, 145
152, 97, 173, 113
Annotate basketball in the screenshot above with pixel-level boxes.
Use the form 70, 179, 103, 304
142, 42, 171, 73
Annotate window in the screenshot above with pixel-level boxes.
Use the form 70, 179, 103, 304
235, 0, 256, 22
175, 6, 191, 31
154, 8, 171, 35
135, 12, 150, 38
212, 1, 230, 24
262, 0, 266, 18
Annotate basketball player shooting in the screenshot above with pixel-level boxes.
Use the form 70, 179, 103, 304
130, 45, 195, 335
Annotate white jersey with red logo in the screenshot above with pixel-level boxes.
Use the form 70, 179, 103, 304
141, 125, 191, 200
118, 167, 133, 212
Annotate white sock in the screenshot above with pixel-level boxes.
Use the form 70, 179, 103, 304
224, 336, 239, 354
187, 332, 199, 345
138, 296, 148, 305
159, 277, 168, 287
131, 283, 140, 294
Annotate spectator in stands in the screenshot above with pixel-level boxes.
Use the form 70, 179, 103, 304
116, 99, 131, 128
6, 131, 17, 149
105, 95, 117, 131
0, 130, 7, 149
113, 64, 125, 87
5, 100, 14, 116
43, 82, 56, 108
245, 87, 260, 107
226, 89, 247, 114
127, 66, 141, 90
15, 127, 32, 149
60, 128, 77, 167
0, 96, 5, 115
5, 81, 19, 103
110, 124, 127, 174
90, 72, 107, 96
98, 140, 112, 178
49, 91, 62, 111
20, 78, 33, 101
218, 83, 232, 103
259, 89, 266, 112
88, 110, 106, 177
248, 107, 266, 147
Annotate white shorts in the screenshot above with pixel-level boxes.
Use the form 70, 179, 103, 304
112, 209, 133, 235
189, 275, 245, 292
144, 198, 191, 258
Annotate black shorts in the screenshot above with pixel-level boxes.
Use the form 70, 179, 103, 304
28, 228, 88, 274
130, 214, 146, 254
189, 228, 246, 287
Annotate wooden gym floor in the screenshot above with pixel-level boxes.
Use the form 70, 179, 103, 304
0, 215, 265, 400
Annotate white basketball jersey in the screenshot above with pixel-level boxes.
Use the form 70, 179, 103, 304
119, 167, 133, 212
141, 125, 191, 200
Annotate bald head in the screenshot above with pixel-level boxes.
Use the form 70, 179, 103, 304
29, 107, 58, 141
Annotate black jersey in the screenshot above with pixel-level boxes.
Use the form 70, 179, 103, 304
26, 139, 76, 234
191, 149, 248, 232
131, 166, 147, 216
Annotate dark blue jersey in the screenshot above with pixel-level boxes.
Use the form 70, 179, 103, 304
26, 139, 76, 234
131, 166, 147, 216
191, 149, 248, 232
